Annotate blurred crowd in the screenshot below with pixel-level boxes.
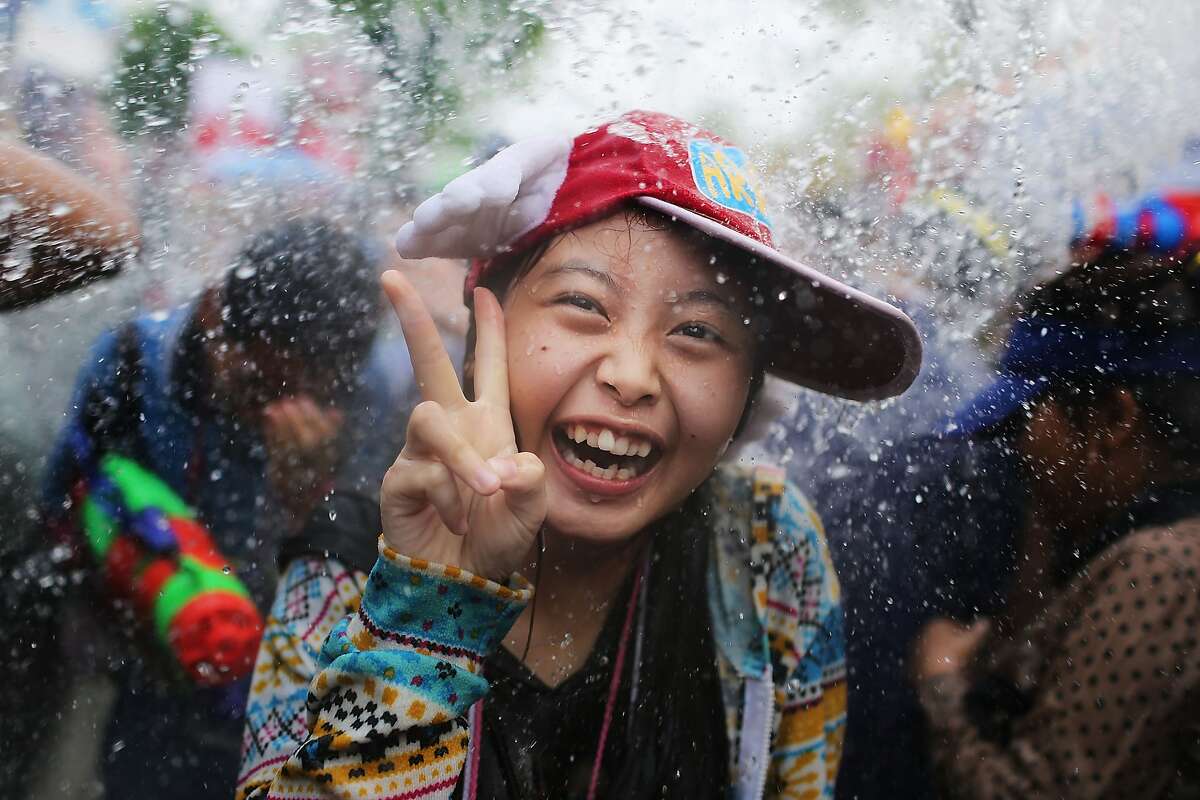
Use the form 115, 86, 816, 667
4, 9, 1200, 800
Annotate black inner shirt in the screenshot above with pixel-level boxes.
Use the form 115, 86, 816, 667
468, 567, 640, 800
451, 503, 731, 800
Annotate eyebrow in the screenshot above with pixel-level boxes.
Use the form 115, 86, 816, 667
542, 259, 739, 314
541, 260, 623, 293
670, 289, 737, 314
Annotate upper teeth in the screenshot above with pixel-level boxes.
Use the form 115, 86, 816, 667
567, 424, 653, 458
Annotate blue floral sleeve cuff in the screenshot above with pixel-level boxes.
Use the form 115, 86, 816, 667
310, 537, 533, 728
319, 537, 532, 674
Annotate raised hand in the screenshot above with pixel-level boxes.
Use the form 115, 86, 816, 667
380, 271, 546, 581
263, 396, 344, 514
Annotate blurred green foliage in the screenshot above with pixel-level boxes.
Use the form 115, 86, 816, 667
111, 7, 241, 139
334, 0, 545, 135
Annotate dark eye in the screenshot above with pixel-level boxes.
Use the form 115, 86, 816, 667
674, 322, 723, 342
559, 293, 604, 314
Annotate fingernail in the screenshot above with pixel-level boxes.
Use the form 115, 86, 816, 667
474, 466, 501, 493
487, 456, 518, 482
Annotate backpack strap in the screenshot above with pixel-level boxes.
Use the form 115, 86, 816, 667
78, 320, 146, 461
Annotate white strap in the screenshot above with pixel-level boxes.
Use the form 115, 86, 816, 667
461, 700, 483, 799
735, 669, 775, 800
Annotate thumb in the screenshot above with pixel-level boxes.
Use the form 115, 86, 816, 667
965, 619, 992, 645
321, 407, 345, 437
492, 452, 546, 534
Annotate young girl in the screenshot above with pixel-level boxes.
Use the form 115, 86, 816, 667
237, 111, 921, 800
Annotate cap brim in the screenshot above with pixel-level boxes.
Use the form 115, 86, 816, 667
637, 196, 922, 401
945, 374, 1046, 438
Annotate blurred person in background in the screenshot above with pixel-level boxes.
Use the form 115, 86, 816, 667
36, 217, 403, 800
0, 135, 138, 309
16, 66, 133, 196
0, 65, 138, 308
0, 134, 140, 799
913, 190, 1200, 799
0, 71, 139, 798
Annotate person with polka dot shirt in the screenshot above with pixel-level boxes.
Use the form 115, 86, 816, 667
912, 197, 1200, 799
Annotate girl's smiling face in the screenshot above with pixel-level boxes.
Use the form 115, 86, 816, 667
500, 211, 759, 543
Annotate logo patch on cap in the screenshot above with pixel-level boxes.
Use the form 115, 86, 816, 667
687, 139, 771, 229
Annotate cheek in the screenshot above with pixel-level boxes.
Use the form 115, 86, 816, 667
665, 358, 750, 457
505, 322, 582, 448
1020, 412, 1066, 466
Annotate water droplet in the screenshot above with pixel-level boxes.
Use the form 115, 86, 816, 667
0, 196, 24, 221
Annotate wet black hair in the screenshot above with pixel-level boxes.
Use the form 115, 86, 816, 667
1008, 253, 1200, 465
221, 217, 382, 362
607, 487, 729, 798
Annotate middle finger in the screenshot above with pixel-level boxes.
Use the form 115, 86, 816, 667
404, 401, 501, 496
471, 286, 510, 407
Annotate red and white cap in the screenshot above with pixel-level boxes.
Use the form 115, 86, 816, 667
396, 110, 922, 400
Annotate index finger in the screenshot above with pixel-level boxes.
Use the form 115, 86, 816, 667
471, 286, 509, 405
382, 270, 465, 407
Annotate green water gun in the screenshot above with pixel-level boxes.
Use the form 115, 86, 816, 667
75, 452, 263, 686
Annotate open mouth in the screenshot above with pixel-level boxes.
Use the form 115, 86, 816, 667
552, 422, 663, 482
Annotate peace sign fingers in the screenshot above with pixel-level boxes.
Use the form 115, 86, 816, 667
471, 286, 510, 407
382, 270, 466, 408
378, 270, 545, 581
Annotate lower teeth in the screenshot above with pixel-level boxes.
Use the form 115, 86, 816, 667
565, 448, 637, 481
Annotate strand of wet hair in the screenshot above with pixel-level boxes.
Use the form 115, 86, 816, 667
520, 527, 546, 665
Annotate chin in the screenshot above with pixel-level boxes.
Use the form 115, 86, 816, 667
541, 467, 695, 548
541, 491, 644, 543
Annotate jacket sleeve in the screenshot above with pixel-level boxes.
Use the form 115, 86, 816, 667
242, 538, 531, 800
766, 478, 847, 799
919, 529, 1200, 800
40, 327, 121, 519
236, 556, 367, 798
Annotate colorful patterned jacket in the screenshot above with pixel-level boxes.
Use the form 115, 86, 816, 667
236, 464, 846, 799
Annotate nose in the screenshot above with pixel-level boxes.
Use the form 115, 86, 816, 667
596, 341, 661, 407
